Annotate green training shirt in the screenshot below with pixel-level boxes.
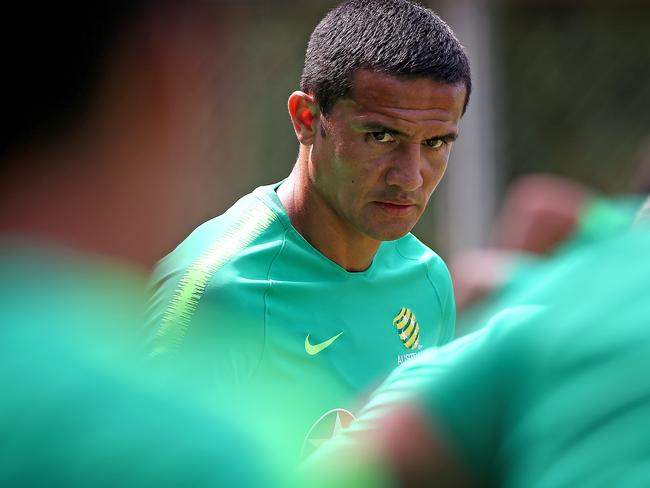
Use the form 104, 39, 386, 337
147, 181, 455, 457
339, 225, 650, 487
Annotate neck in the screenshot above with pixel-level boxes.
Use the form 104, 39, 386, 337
278, 148, 381, 272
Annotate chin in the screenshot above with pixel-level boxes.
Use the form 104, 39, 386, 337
369, 226, 414, 242
381, 232, 411, 241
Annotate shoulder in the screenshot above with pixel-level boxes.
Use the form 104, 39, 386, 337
6, 343, 269, 485
389, 233, 452, 288
146, 187, 288, 355
512, 227, 650, 351
152, 187, 290, 291
394, 234, 448, 269
162, 190, 285, 270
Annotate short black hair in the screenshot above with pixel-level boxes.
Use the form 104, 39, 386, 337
0, 2, 149, 160
300, 0, 471, 115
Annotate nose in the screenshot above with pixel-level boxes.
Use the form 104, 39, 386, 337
385, 143, 424, 192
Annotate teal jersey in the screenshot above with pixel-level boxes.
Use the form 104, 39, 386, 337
342, 226, 650, 487
147, 182, 455, 457
0, 242, 269, 486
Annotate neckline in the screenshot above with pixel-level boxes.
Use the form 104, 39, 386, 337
253, 181, 383, 278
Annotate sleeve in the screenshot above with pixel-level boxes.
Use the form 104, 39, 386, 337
347, 331, 488, 436
414, 306, 542, 483
144, 252, 267, 391
414, 327, 504, 483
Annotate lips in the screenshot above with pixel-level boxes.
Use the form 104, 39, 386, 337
374, 201, 417, 216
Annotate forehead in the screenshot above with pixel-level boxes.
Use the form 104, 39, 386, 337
337, 69, 466, 125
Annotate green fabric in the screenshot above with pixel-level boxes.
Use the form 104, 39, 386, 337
457, 195, 644, 336
357, 226, 650, 487
573, 195, 644, 247
147, 181, 456, 458
0, 241, 268, 486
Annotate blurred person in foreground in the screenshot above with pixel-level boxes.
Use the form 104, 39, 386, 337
0, 2, 270, 485
147, 0, 470, 458
303, 201, 650, 486
452, 173, 643, 335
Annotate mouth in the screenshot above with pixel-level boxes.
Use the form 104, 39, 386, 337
374, 201, 418, 216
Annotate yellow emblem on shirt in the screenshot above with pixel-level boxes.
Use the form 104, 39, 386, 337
392, 307, 420, 350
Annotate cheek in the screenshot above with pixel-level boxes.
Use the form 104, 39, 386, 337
330, 142, 368, 181
315, 129, 386, 189
424, 154, 450, 189
435, 156, 450, 178
342, 140, 391, 175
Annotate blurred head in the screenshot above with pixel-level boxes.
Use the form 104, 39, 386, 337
489, 174, 591, 254
300, 0, 471, 116
0, 1, 239, 268
1, 2, 146, 159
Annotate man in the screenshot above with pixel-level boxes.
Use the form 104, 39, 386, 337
1, 2, 269, 485
147, 0, 470, 457
305, 206, 650, 486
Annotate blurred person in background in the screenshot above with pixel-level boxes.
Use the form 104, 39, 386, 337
147, 0, 470, 460
304, 197, 650, 486
0, 1, 271, 485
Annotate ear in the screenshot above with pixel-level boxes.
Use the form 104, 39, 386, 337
288, 91, 319, 145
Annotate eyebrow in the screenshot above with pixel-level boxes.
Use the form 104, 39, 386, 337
354, 122, 458, 142
354, 122, 408, 137
435, 133, 458, 143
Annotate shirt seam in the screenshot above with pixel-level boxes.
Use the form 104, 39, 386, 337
250, 225, 290, 379
424, 266, 449, 342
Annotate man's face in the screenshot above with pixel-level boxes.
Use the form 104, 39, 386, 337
309, 69, 466, 242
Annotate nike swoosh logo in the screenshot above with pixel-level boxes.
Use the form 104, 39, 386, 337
305, 332, 344, 356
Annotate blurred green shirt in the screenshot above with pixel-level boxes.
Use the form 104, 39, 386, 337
457, 195, 644, 336
0, 241, 269, 486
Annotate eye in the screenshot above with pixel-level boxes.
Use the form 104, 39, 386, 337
424, 138, 444, 149
369, 131, 396, 143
